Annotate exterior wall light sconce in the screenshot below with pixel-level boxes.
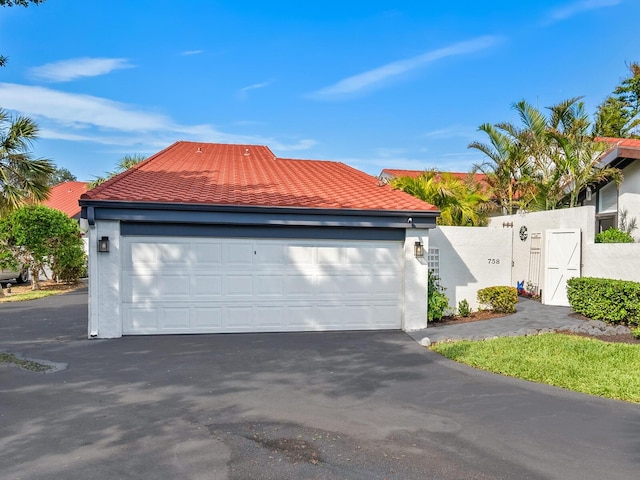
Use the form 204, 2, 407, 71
98, 236, 110, 253
586, 186, 592, 201
414, 241, 424, 258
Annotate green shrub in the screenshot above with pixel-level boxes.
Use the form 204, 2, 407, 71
632, 326, 640, 339
477, 286, 518, 313
567, 277, 640, 326
457, 299, 471, 317
428, 271, 449, 322
595, 227, 634, 243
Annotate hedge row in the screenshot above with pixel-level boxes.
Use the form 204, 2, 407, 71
566, 277, 640, 326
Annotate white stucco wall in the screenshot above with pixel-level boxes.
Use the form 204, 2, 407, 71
488, 207, 595, 298
88, 220, 122, 338
429, 226, 512, 312
583, 243, 640, 282
403, 228, 430, 330
618, 161, 640, 241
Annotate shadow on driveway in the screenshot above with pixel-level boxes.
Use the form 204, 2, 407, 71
1, 288, 639, 480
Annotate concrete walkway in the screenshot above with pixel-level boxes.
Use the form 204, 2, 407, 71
407, 297, 607, 344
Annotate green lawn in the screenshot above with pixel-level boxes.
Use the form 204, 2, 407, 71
0, 289, 66, 303
431, 334, 640, 403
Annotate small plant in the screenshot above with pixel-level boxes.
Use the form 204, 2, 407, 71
595, 227, 634, 243
619, 208, 637, 235
428, 271, 450, 322
633, 326, 640, 339
477, 286, 518, 313
457, 299, 472, 317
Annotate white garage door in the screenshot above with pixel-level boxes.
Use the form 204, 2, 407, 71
121, 237, 403, 334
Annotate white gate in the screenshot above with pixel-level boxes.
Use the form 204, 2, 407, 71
543, 229, 581, 306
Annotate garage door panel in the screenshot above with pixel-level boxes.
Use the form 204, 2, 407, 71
256, 244, 285, 264
158, 243, 191, 264
194, 307, 223, 328
129, 243, 158, 265
226, 275, 253, 296
374, 247, 402, 267
372, 274, 402, 295
162, 308, 191, 328
256, 306, 285, 327
193, 275, 223, 296
287, 245, 314, 264
316, 274, 346, 294
122, 237, 403, 334
195, 243, 222, 264
124, 308, 158, 333
226, 306, 254, 328
227, 244, 253, 264
257, 275, 283, 296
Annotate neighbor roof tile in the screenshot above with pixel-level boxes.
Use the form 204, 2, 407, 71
43, 181, 89, 218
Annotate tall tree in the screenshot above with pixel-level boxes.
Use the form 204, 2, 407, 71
0, 109, 54, 214
47, 166, 77, 186
391, 170, 490, 226
593, 62, 640, 138
89, 154, 146, 188
0, 205, 85, 290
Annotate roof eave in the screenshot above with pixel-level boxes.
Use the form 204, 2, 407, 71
80, 199, 439, 230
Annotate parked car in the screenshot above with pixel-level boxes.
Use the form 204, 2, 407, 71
0, 268, 29, 284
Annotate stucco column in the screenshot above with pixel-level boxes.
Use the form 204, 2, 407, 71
403, 228, 430, 330
88, 220, 122, 338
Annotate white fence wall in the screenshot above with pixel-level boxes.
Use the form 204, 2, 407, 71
488, 207, 596, 298
430, 226, 512, 312
583, 243, 640, 281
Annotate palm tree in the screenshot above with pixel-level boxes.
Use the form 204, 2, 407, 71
89, 154, 146, 188
0, 109, 54, 214
468, 123, 533, 214
470, 97, 621, 212
391, 170, 490, 226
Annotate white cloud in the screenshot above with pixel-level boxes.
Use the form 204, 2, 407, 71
546, 0, 622, 23
0, 82, 315, 152
29, 57, 134, 82
237, 81, 272, 100
310, 35, 502, 100
181, 50, 204, 56
422, 126, 478, 140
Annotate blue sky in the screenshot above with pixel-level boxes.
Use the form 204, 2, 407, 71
1, 0, 639, 181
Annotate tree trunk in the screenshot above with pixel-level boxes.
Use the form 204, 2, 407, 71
0, 285, 4, 297
30, 267, 41, 291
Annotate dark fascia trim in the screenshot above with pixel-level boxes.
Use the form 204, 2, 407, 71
80, 200, 439, 229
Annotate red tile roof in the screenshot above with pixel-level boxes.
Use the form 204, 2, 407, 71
596, 137, 640, 148
43, 181, 89, 218
82, 142, 437, 212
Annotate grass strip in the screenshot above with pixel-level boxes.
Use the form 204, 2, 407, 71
0, 289, 68, 303
0, 353, 52, 372
431, 333, 640, 403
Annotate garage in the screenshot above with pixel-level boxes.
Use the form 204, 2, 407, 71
121, 236, 403, 334
81, 141, 438, 338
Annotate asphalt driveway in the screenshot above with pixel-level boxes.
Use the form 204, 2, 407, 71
1, 289, 639, 480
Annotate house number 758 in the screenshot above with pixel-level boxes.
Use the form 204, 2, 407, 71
488, 258, 500, 264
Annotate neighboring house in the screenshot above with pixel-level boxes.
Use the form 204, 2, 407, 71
581, 137, 640, 235
80, 142, 439, 338
43, 181, 89, 220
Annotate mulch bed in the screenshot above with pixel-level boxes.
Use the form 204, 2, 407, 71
430, 310, 510, 327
